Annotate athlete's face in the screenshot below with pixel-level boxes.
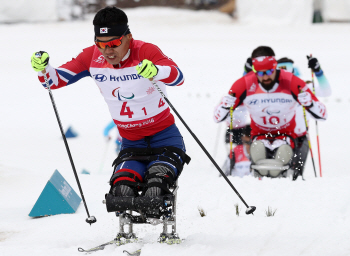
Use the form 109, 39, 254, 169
256, 69, 277, 89
96, 34, 132, 65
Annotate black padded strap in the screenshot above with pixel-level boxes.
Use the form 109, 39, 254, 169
113, 147, 190, 165
112, 147, 191, 172
145, 163, 176, 186
141, 163, 177, 195
110, 147, 190, 187
109, 171, 142, 185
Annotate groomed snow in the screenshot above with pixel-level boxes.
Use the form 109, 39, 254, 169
1, 7, 350, 256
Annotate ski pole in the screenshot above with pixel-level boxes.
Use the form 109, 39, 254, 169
299, 86, 317, 178
229, 107, 233, 173
315, 120, 322, 177
38, 54, 96, 225
229, 94, 236, 176
310, 54, 323, 177
303, 109, 317, 178
150, 79, 256, 215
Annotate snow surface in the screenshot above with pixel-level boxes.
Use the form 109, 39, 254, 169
1, 7, 350, 256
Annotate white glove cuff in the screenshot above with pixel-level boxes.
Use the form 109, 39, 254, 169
154, 65, 171, 81
214, 106, 229, 123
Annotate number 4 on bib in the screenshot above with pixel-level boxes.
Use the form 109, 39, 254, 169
120, 102, 134, 118
158, 98, 165, 108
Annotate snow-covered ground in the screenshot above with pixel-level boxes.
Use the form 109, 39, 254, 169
1, 7, 350, 256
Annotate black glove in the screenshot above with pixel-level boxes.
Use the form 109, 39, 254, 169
244, 57, 253, 73
307, 55, 321, 73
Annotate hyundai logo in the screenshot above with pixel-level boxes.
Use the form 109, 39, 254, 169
249, 99, 258, 105
94, 74, 107, 82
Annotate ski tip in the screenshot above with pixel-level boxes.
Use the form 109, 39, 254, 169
123, 249, 141, 256
78, 247, 85, 252
245, 206, 256, 215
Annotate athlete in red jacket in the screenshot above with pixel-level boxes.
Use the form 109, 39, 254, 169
215, 46, 327, 179
31, 7, 190, 224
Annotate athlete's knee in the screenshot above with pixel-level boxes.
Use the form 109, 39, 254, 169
275, 144, 293, 164
250, 141, 266, 164
251, 140, 293, 165
144, 164, 176, 197
110, 168, 143, 197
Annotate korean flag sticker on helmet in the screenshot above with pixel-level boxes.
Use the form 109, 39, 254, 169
100, 28, 109, 33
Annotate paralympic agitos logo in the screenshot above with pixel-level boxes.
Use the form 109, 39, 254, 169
112, 87, 135, 100
262, 106, 281, 115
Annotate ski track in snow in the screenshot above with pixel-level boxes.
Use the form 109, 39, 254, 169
1, 7, 350, 256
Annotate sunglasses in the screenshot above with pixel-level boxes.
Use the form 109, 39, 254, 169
94, 29, 128, 49
254, 68, 275, 77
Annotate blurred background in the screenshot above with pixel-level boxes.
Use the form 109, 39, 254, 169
1, 0, 349, 24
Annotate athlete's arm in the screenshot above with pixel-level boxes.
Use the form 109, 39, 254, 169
307, 55, 331, 97
291, 76, 327, 120
214, 77, 247, 123
314, 72, 332, 97
37, 46, 94, 89
138, 43, 184, 86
